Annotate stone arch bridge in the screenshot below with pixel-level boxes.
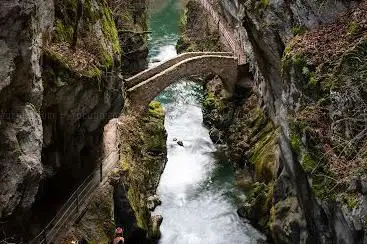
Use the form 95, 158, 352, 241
125, 52, 241, 113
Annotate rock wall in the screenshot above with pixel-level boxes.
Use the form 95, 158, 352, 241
0, 0, 54, 238
112, 101, 167, 242
201, 0, 367, 243
0, 0, 150, 242
176, 0, 226, 53
57, 99, 166, 244
110, 0, 149, 76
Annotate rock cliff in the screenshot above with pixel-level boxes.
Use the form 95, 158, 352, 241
111, 0, 149, 76
237, 0, 367, 243
176, 0, 224, 53
0, 0, 150, 241
0, 0, 54, 237
60, 101, 167, 243
185, 0, 367, 243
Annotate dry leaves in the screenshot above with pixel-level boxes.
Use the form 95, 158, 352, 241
47, 42, 98, 73
290, 1, 367, 66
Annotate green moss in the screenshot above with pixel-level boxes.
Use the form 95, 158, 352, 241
290, 134, 302, 154
144, 102, 166, 153
100, 2, 121, 54
144, 123, 166, 153
202, 91, 226, 112
340, 193, 359, 210
291, 25, 306, 36
148, 101, 164, 118
127, 186, 149, 230
281, 52, 306, 76
347, 196, 358, 210
288, 117, 337, 200
44, 47, 102, 81
308, 72, 317, 86
347, 21, 360, 35
267, 205, 276, 230
100, 50, 113, 68
255, 0, 270, 10
56, 0, 120, 68
43, 48, 70, 69
301, 152, 317, 173
120, 157, 130, 172
242, 182, 274, 230
117, 104, 167, 238
248, 111, 279, 183
203, 92, 216, 109
83, 66, 102, 78
180, 8, 188, 33
54, 19, 74, 42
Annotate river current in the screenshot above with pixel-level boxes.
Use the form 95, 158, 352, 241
148, 1, 265, 243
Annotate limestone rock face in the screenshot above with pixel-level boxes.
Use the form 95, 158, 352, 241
199, 0, 366, 243
114, 102, 167, 241
240, 0, 359, 120
110, 0, 149, 76
234, 0, 366, 243
0, 0, 126, 241
0, 104, 43, 218
0, 0, 53, 219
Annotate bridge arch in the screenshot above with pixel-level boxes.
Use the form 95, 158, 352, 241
126, 54, 238, 114
125, 52, 233, 89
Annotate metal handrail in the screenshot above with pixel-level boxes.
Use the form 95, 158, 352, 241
30, 150, 119, 244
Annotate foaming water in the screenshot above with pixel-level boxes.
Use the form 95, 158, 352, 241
154, 81, 266, 244
148, 1, 266, 243
149, 44, 177, 68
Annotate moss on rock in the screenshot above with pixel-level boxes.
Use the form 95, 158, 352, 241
115, 101, 167, 239
52, 0, 121, 71
238, 182, 274, 232
281, 6, 367, 224
176, 0, 223, 53
202, 76, 280, 235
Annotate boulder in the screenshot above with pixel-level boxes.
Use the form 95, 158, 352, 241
147, 195, 162, 211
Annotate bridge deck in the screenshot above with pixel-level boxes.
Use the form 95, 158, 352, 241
127, 55, 238, 114
125, 52, 233, 89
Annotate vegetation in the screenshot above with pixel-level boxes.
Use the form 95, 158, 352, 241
281, 3, 367, 205
176, 0, 222, 53
52, 0, 121, 73
115, 101, 167, 239
291, 25, 306, 36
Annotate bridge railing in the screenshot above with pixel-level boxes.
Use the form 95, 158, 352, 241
197, 0, 246, 64
30, 150, 119, 244
125, 52, 232, 89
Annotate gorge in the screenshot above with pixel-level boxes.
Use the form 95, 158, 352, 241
0, 0, 367, 243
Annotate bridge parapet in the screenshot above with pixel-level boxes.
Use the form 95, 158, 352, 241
125, 52, 232, 89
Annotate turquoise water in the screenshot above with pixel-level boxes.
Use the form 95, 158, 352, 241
148, 1, 266, 243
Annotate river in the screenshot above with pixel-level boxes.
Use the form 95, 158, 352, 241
148, 0, 266, 243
